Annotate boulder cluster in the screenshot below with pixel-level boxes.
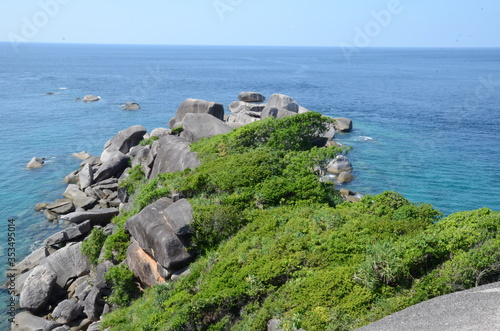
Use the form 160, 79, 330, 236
11, 93, 356, 330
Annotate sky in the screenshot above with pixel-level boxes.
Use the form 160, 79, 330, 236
0, 0, 499, 47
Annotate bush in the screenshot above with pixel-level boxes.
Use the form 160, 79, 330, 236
104, 264, 137, 307
139, 135, 160, 146
81, 227, 108, 265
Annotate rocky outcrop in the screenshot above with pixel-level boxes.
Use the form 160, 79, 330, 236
26, 157, 45, 169
125, 198, 194, 275
149, 135, 200, 179
122, 102, 141, 110
83, 95, 101, 103
180, 113, 233, 142
168, 98, 225, 129
20, 93, 356, 329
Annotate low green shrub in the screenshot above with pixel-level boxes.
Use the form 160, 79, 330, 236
104, 264, 137, 307
81, 227, 108, 265
139, 135, 160, 146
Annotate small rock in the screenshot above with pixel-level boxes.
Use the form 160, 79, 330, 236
44, 209, 58, 221
26, 157, 45, 169
34, 203, 48, 211
72, 151, 92, 160
122, 102, 141, 110
83, 95, 101, 103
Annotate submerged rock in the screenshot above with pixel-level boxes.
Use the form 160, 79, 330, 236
122, 102, 141, 110
26, 157, 45, 169
72, 151, 92, 160
83, 95, 101, 103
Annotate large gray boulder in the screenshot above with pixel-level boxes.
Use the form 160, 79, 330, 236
42, 242, 91, 289
228, 101, 266, 115
101, 125, 147, 162
238, 91, 266, 103
11, 311, 61, 331
60, 208, 119, 225
126, 240, 165, 287
125, 198, 193, 274
357, 281, 500, 331
180, 113, 233, 142
93, 152, 130, 183
51, 299, 84, 324
19, 265, 57, 313
149, 135, 200, 179
326, 155, 353, 174
168, 98, 225, 129
261, 94, 299, 119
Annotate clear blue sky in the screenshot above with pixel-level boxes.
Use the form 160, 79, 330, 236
1, 0, 499, 47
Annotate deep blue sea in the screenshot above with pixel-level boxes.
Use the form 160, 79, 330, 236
1, 43, 499, 326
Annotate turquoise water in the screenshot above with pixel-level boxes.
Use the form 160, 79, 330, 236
1, 43, 499, 326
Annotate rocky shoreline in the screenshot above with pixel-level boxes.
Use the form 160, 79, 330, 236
10, 92, 356, 331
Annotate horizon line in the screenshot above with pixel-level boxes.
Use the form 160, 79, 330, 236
1, 41, 500, 49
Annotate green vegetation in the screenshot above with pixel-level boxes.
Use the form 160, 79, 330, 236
90, 112, 500, 330
139, 135, 160, 146
81, 227, 108, 265
104, 264, 138, 307
171, 126, 184, 135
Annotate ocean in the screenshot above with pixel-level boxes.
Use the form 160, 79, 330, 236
1, 43, 499, 327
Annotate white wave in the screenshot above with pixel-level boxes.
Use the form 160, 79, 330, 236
359, 136, 374, 141
59, 87, 68, 90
